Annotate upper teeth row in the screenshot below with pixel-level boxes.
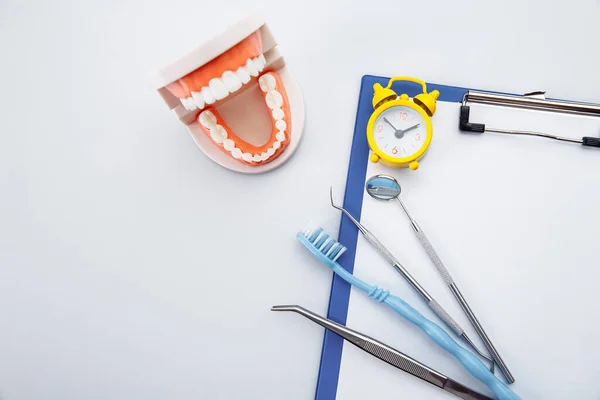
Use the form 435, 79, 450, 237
180, 55, 266, 111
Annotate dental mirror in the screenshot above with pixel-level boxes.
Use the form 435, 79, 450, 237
365, 174, 419, 229
366, 174, 401, 201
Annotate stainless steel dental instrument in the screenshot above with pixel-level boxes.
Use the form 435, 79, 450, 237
459, 90, 600, 148
329, 188, 495, 373
271, 304, 493, 400
365, 174, 515, 384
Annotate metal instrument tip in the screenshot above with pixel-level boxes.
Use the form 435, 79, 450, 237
329, 187, 342, 211
271, 305, 300, 312
329, 187, 367, 234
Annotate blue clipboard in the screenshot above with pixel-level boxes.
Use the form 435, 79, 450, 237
314, 74, 475, 399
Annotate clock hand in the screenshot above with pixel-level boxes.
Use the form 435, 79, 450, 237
402, 123, 421, 134
384, 117, 405, 139
383, 117, 400, 132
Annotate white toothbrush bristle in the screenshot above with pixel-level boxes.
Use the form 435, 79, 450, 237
303, 222, 318, 238
333, 246, 347, 261
325, 243, 338, 258
313, 232, 324, 244
300, 223, 347, 262
319, 237, 332, 251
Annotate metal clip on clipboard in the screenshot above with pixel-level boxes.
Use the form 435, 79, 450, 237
459, 90, 600, 148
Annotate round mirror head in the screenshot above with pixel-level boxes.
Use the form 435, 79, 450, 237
365, 175, 401, 201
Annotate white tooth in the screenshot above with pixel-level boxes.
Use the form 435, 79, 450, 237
259, 74, 276, 93
253, 57, 263, 73
272, 108, 284, 120
222, 71, 242, 93
258, 54, 266, 67
209, 78, 228, 100
276, 131, 286, 142
210, 125, 227, 143
266, 91, 283, 109
265, 95, 276, 109
236, 66, 251, 84
231, 148, 242, 159
276, 120, 287, 132
199, 110, 217, 128
245, 58, 258, 76
202, 86, 216, 104
209, 131, 221, 143
273, 141, 281, 150
274, 91, 284, 107
253, 154, 262, 162
180, 98, 190, 110
183, 97, 197, 110
261, 152, 268, 161
223, 139, 235, 151
210, 124, 227, 143
191, 91, 205, 109
242, 153, 253, 162
267, 148, 275, 156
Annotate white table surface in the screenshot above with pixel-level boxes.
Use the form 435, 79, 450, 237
1, 1, 599, 399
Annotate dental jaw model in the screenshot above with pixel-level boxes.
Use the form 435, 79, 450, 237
151, 14, 305, 173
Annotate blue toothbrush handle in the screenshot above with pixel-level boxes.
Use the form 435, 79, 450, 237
383, 294, 519, 400
329, 263, 518, 400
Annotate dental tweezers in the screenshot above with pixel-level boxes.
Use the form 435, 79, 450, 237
271, 305, 492, 400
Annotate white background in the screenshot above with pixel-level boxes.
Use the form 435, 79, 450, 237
1, 0, 599, 399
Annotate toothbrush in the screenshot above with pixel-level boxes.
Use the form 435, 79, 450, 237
297, 225, 520, 400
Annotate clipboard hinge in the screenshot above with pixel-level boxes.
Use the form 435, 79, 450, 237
459, 105, 485, 133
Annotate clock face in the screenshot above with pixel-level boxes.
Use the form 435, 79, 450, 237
372, 105, 427, 158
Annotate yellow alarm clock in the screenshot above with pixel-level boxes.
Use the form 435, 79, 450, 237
366, 76, 439, 170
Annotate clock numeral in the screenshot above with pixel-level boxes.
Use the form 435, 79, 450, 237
377, 125, 383, 133
416, 133, 421, 141
392, 146, 398, 155
399, 112, 408, 120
